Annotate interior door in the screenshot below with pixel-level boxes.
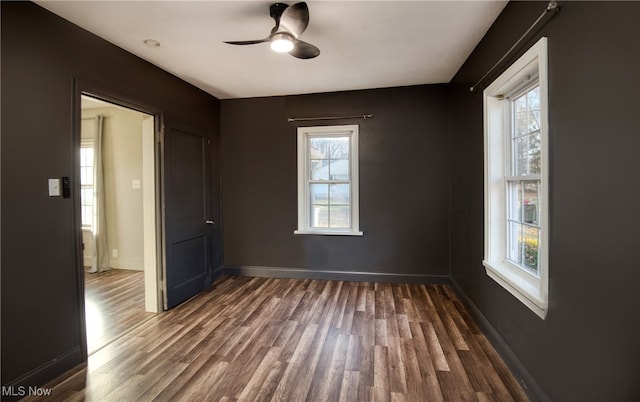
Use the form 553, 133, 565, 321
163, 126, 212, 309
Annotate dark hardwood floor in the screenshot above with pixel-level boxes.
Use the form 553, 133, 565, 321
37, 276, 528, 401
84, 268, 155, 355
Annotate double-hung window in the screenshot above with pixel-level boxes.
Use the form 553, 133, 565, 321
483, 37, 549, 318
295, 125, 362, 236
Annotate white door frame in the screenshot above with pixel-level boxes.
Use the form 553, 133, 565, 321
79, 89, 164, 314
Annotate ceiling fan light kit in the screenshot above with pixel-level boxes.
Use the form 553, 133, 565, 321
224, 2, 320, 59
270, 32, 294, 53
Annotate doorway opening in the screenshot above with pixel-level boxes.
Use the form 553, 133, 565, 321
79, 94, 162, 354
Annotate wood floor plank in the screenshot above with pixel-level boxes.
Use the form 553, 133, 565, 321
236, 346, 283, 401
252, 360, 287, 402
423, 320, 451, 372
373, 345, 391, 402
35, 277, 530, 402
338, 369, 359, 402
312, 332, 349, 401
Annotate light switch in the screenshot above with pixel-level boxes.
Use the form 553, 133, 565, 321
132, 179, 141, 189
48, 179, 61, 197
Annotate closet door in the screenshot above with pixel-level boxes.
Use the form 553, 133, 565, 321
163, 126, 212, 309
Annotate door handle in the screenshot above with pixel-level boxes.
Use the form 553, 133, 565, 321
206, 220, 214, 224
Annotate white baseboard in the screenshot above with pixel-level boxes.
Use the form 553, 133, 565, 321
109, 258, 143, 271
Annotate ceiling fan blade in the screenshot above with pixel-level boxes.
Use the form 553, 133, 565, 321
223, 39, 269, 46
269, 2, 289, 33
279, 2, 309, 37
290, 39, 320, 59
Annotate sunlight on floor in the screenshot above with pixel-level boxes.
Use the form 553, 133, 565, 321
84, 299, 104, 352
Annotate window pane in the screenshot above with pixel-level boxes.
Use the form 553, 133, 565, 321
86, 167, 94, 185
528, 131, 541, 174
528, 110, 540, 132
82, 205, 93, 226
513, 137, 527, 175
310, 138, 329, 159
311, 205, 329, 228
310, 137, 349, 159
329, 159, 349, 180
516, 111, 528, 136
515, 95, 527, 114
81, 188, 93, 205
80, 147, 94, 167
330, 206, 350, 228
81, 166, 94, 185
509, 180, 539, 225
310, 184, 328, 205
524, 227, 539, 271
310, 159, 329, 180
508, 222, 523, 266
508, 182, 522, 221
329, 184, 350, 205
514, 132, 541, 176
527, 86, 540, 110
86, 147, 94, 163
523, 181, 539, 225
329, 137, 350, 159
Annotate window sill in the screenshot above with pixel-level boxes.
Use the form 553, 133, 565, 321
294, 229, 363, 236
483, 259, 547, 319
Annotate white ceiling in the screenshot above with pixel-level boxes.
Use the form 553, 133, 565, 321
36, 1, 507, 99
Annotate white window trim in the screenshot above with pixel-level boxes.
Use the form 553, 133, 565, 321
295, 125, 363, 236
483, 37, 549, 319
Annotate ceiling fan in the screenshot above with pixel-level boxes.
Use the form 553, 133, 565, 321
224, 2, 320, 59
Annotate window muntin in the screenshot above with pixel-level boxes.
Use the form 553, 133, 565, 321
296, 125, 362, 236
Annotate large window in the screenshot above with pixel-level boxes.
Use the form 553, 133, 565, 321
483, 37, 549, 318
295, 125, 362, 236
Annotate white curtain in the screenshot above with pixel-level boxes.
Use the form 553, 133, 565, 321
90, 115, 110, 273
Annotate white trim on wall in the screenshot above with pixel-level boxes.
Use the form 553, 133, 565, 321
294, 124, 363, 236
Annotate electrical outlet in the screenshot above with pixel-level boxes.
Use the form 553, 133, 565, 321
112, 249, 118, 258
132, 179, 141, 189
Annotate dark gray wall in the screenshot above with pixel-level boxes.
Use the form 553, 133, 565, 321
450, 2, 640, 401
221, 86, 450, 279
1, 2, 221, 386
